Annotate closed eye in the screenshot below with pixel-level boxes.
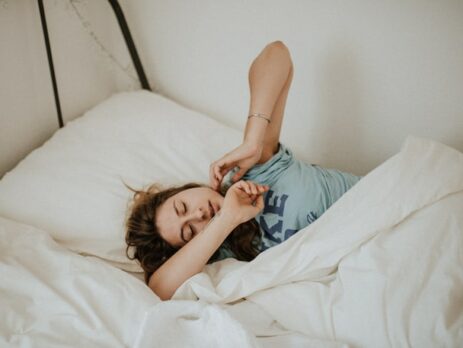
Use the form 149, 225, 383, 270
174, 200, 187, 245
183, 202, 187, 214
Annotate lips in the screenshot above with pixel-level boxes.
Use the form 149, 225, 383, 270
208, 200, 215, 218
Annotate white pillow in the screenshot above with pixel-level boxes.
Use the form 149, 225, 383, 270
0, 90, 241, 271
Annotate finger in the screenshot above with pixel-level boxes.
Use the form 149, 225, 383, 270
210, 173, 220, 191
249, 181, 269, 195
209, 163, 220, 185
210, 174, 217, 190
254, 194, 265, 210
209, 174, 217, 191
247, 181, 259, 195
239, 181, 252, 194
258, 184, 270, 192
236, 180, 253, 196
214, 162, 224, 180
209, 163, 220, 189
213, 173, 222, 190
210, 161, 231, 190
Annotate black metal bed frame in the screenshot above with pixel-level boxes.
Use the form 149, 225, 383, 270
37, 0, 151, 128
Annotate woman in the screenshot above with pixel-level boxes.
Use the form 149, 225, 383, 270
125, 41, 361, 300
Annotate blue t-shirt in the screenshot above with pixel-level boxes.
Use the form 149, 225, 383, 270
214, 143, 362, 261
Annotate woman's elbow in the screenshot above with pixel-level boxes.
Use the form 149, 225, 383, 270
267, 40, 287, 50
149, 275, 173, 301
266, 41, 290, 56
261, 41, 292, 65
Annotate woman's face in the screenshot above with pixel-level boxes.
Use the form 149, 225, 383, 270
156, 187, 224, 248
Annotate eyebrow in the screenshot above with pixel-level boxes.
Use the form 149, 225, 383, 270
173, 200, 187, 244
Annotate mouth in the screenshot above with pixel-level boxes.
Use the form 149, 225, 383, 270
208, 200, 215, 218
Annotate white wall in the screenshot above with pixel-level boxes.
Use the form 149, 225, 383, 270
0, 0, 136, 178
124, 0, 463, 175
2, 0, 463, 178
0, 0, 56, 178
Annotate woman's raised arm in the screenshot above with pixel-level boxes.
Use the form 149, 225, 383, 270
245, 41, 294, 162
209, 41, 293, 189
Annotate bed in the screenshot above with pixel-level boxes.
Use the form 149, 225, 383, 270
1, 3, 462, 348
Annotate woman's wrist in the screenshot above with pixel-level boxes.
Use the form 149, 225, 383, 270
243, 116, 268, 147
213, 210, 240, 231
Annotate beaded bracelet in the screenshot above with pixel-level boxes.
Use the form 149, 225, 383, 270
248, 113, 271, 124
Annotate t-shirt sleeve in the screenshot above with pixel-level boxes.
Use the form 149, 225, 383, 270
226, 143, 295, 187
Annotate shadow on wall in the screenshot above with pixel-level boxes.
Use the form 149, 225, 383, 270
312, 41, 368, 176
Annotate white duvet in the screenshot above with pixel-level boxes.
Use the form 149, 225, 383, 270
1, 136, 462, 347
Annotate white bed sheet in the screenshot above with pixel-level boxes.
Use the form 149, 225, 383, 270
1, 135, 462, 347
148, 136, 463, 347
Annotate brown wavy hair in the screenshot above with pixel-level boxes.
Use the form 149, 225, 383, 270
124, 182, 262, 284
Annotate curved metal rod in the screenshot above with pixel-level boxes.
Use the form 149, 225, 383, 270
107, 0, 151, 91
38, 0, 152, 128
38, 0, 64, 128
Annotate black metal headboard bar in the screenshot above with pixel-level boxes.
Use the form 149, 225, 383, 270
38, 0, 152, 129
38, 0, 64, 128
108, 0, 151, 91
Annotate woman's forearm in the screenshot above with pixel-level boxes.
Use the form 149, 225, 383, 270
244, 41, 293, 146
148, 214, 236, 301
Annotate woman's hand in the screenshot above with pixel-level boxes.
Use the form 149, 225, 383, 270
219, 180, 269, 227
209, 141, 263, 191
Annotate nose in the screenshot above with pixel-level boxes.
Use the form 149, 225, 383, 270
194, 207, 206, 220
183, 207, 208, 223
